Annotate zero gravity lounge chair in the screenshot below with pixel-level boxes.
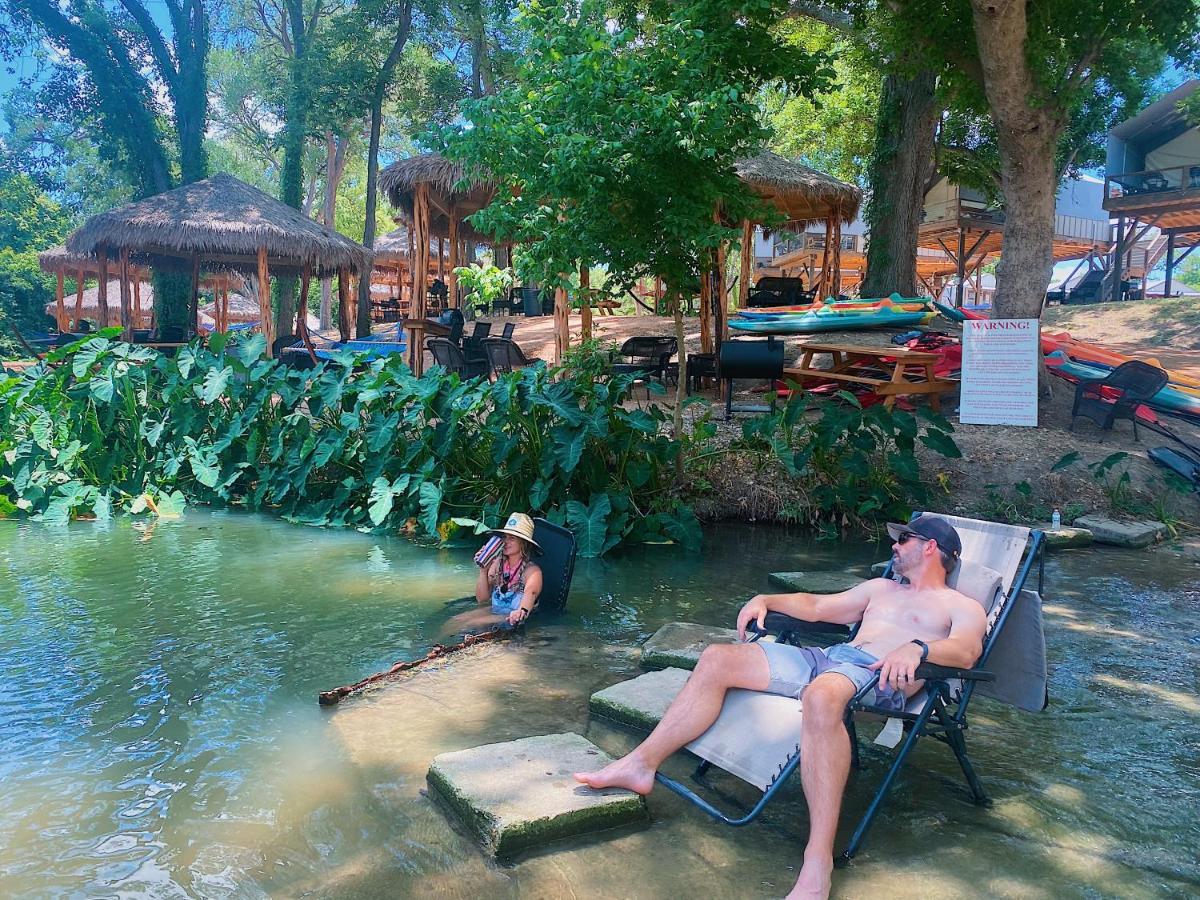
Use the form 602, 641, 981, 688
652, 513, 1047, 865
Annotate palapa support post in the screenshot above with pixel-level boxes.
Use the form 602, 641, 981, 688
118, 247, 133, 340
298, 261, 317, 362
554, 285, 570, 364
133, 276, 142, 330
97, 245, 109, 327
580, 263, 592, 341
189, 254, 200, 336
54, 270, 66, 333
408, 183, 431, 374
955, 226, 966, 308
337, 268, 352, 342
257, 246, 274, 354
715, 241, 729, 347
738, 219, 753, 309
447, 205, 459, 309
830, 217, 843, 299
74, 267, 85, 332
818, 219, 833, 300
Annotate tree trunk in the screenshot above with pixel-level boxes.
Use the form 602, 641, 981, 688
275, 0, 310, 339
319, 130, 347, 331
969, 0, 1061, 320
358, 3, 413, 338
671, 290, 687, 449
860, 70, 940, 298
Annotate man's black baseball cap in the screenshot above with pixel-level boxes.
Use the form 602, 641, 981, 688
887, 515, 963, 560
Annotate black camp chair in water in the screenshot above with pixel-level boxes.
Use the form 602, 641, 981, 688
1069, 360, 1168, 441
647, 512, 1046, 866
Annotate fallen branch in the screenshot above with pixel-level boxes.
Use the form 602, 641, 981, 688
317, 623, 514, 706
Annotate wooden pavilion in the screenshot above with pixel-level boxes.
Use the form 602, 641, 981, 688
378, 155, 494, 373
370, 226, 451, 318
38, 246, 248, 334
917, 178, 1111, 305
63, 173, 370, 352
378, 151, 860, 370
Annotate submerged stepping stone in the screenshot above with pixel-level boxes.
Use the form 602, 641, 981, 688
1037, 525, 1093, 550
641, 621, 740, 670
767, 570, 864, 594
1072, 516, 1167, 549
590, 667, 691, 730
427, 732, 646, 858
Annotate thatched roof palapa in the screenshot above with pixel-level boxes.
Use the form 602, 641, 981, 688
65, 173, 371, 277
734, 152, 861, 227
378, 153, 495, 242
372, 227, 450, 266
45, 280, 214, 329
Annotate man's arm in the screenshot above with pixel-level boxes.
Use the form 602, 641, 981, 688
926, 596, 986, 669
736, 579, 883, 639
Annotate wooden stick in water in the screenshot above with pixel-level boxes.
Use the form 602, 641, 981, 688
318, 624, 513, 706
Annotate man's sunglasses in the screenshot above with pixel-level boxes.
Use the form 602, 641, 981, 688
896, 532, 932, 545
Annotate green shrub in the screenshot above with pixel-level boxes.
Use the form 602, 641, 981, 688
728, 392, 961, 536
0, 333, 698, 555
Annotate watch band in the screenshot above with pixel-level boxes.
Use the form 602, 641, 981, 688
911, 639, 929, 661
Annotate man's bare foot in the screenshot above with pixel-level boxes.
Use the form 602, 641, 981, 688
785, 853, 833, 900
573, 753, 656, 795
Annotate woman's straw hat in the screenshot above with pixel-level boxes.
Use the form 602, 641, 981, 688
490, 512, 542, 553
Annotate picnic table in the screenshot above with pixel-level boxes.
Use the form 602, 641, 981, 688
783, 340, 956, 411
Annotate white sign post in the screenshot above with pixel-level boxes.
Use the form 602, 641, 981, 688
959, 318, 1040, 426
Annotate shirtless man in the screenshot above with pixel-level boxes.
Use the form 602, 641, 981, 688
575, 515, 987, 900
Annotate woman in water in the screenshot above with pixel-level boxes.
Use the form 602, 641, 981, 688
474, 512, 543, 626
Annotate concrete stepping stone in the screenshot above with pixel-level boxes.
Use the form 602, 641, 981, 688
426, 732, 646, 858
590, 667, 690, 730
641, 621, 740, 670
1038, 524, 1093, 549
1072, 516, 1167, 549
767, 570, 864, 593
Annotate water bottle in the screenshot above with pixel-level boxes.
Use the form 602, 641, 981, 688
1051, 508, 1061, 532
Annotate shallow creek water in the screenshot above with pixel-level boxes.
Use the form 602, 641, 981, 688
1, 511, 1198, 899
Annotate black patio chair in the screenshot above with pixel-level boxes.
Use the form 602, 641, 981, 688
462, 321, 491, 372
428, 337, 488, 379
483, 337, 540, 376
1070, 360, 1168, 441
501, 321, 516, 340
611, 336, 677, 384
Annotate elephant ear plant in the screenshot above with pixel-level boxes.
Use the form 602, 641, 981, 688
0, 333, 699, 556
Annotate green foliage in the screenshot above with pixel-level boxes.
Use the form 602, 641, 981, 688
442, 0, 832, 296
766, 17, 879, 186
0, 336, 699, 556
454, 263, 515, 312
730, 394, 960, 535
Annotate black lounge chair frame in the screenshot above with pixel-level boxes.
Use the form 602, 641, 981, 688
655, 516, 1046, 867
1069, 360, 1168, 441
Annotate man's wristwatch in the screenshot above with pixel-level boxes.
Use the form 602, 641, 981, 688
910, 639, 929, 662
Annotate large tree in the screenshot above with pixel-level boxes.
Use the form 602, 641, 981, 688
2, 0, 211, 194
446, 0, 830, 436
884, 0, 1199, 319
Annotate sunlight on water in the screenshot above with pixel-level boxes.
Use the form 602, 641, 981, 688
1, 511, 1198, 897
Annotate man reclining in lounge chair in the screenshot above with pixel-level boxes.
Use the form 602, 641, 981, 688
574, 516, 987, 900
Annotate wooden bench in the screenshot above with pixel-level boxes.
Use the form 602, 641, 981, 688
784, 340, 956, 411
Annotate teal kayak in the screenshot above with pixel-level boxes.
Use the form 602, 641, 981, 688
730, 307, 937, 334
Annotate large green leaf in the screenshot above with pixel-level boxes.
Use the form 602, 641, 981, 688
565, 493, 612, 557
198, 366, 232, 404
551, 425, 585, 474
418, 480, 442, 536
368, 476, 394, 525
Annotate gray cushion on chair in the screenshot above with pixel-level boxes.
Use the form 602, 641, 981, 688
977, 589, 1048, 712
948, 562, 1004, 614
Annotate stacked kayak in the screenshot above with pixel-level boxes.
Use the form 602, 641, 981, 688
731, 295, 937, 335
